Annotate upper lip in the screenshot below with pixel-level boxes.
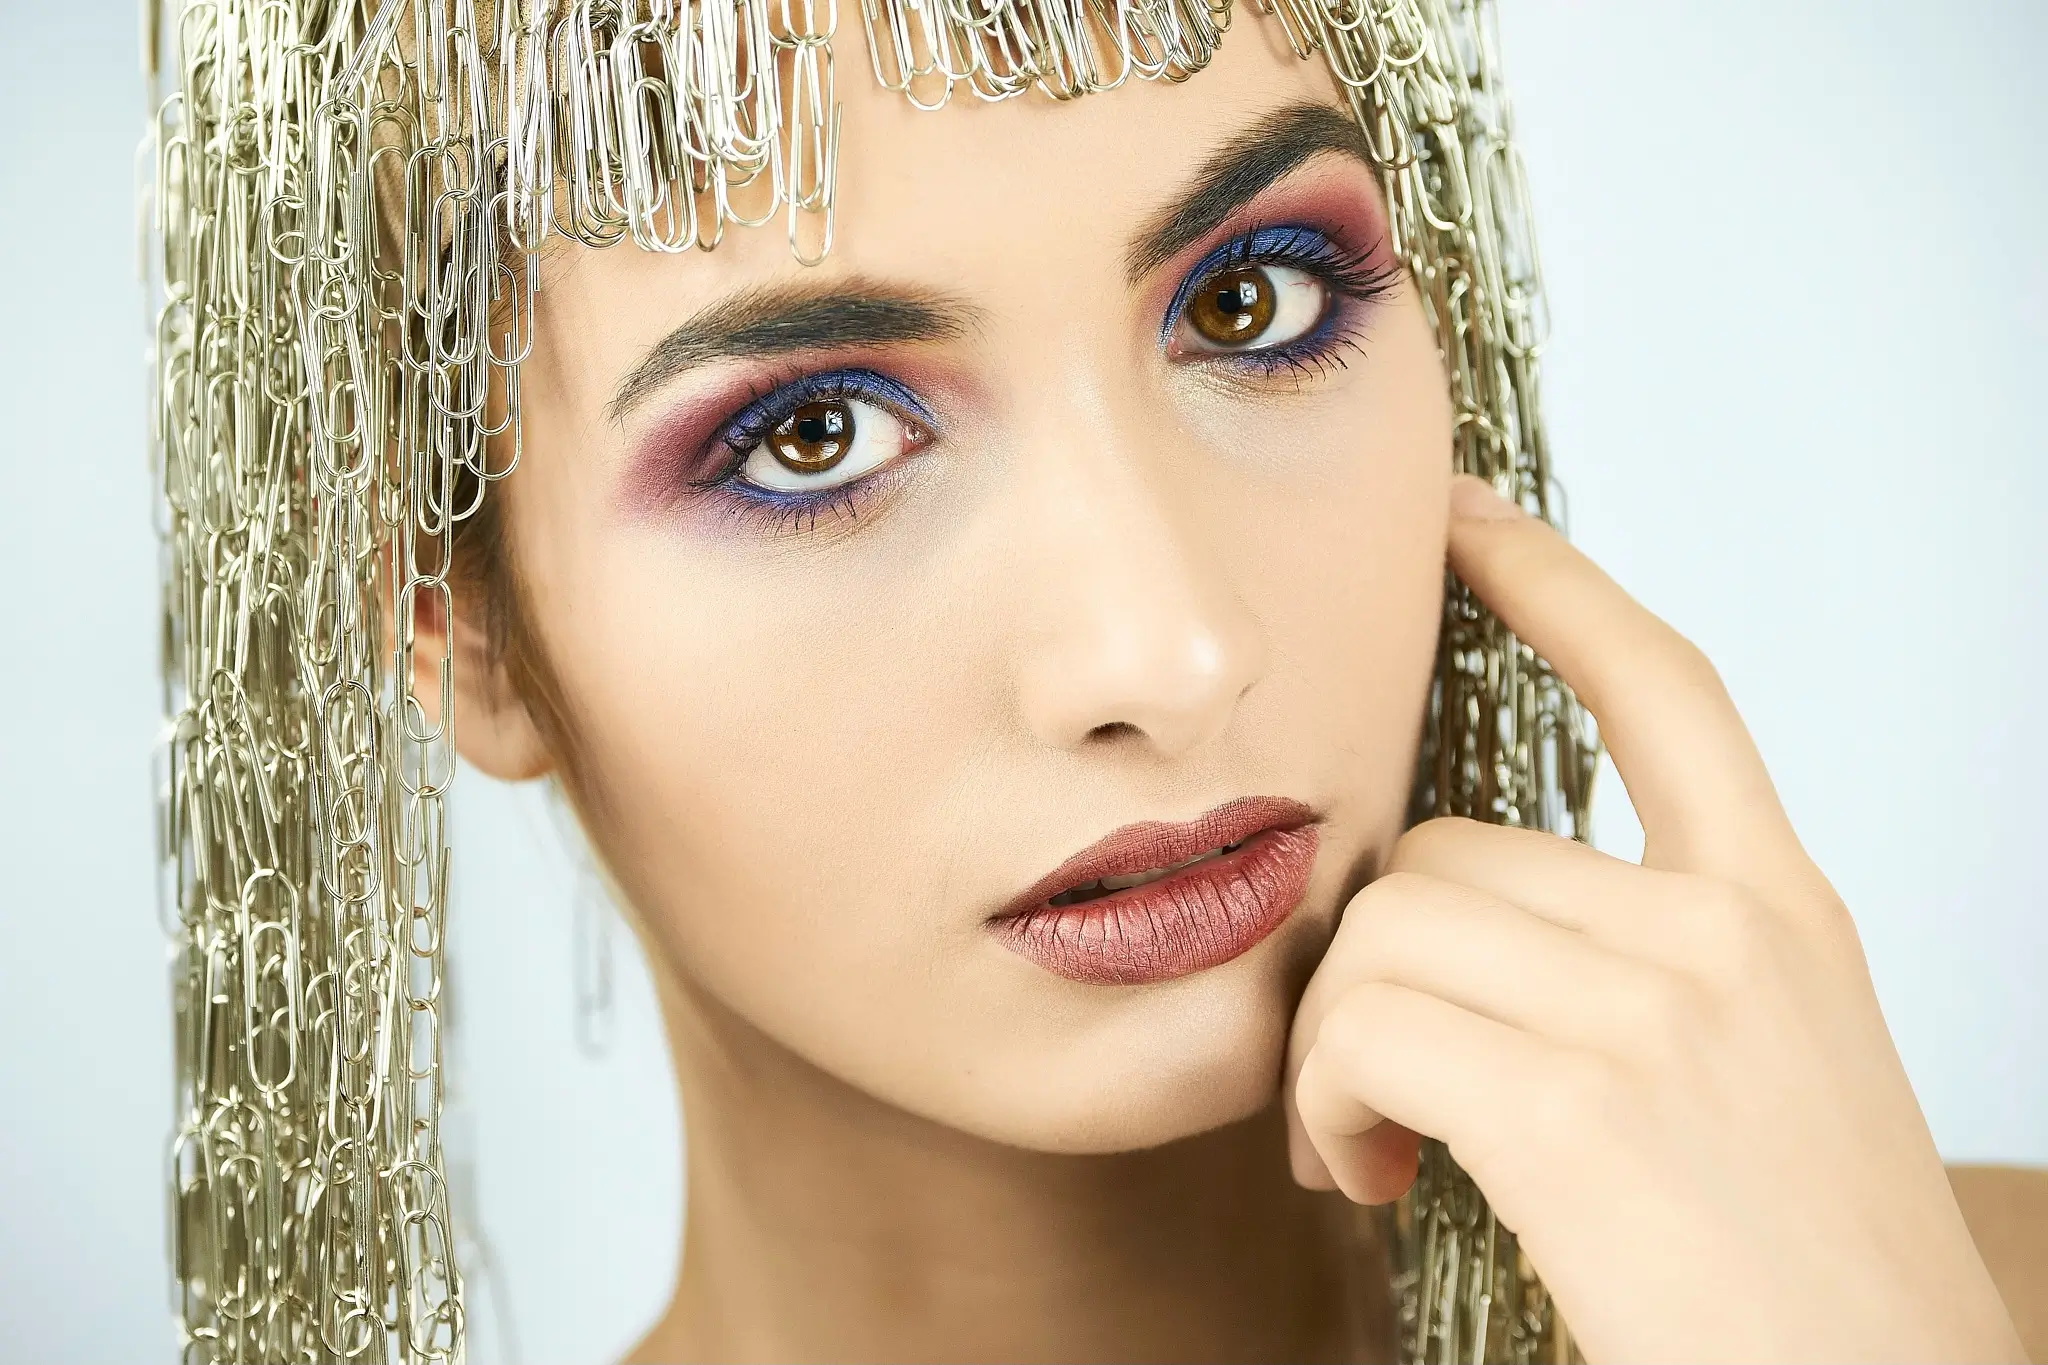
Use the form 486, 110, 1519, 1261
992, 795, 1318, 921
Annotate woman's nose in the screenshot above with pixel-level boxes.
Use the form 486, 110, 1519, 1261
1006, 410, 1269, 761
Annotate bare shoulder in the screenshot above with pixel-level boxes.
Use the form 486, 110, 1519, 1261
1950, 1164, 2048, 1363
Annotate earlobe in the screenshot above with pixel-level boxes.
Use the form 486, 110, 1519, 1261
411, 584, 556, 784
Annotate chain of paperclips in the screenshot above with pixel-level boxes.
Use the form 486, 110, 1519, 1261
144, 0, 1592, 1360
1332, 6, 1596, 1360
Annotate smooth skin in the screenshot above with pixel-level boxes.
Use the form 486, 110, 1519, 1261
1287, 477, 2032, 1361
414, 11, 2048, 1361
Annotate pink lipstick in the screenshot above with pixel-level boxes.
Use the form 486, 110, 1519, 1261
989, 795, 1320, 986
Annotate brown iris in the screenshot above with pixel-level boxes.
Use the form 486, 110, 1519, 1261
1188, 266, 1276, 347
768, 399, 853, 474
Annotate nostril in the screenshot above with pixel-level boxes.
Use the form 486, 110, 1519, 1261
1086, 721, 1144, 743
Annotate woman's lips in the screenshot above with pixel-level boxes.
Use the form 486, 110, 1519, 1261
988, 796, 1320, 986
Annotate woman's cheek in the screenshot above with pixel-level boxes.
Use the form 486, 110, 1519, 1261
562, 524, 980, 926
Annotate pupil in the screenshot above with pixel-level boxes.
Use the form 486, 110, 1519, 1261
796, 415, 829, 443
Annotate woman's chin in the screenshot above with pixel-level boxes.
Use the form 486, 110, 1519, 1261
984, 1071, 1281, 1156
921, 1001, 1295, 1156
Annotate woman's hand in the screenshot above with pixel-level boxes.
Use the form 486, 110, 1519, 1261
1283, 476, 2027, 1363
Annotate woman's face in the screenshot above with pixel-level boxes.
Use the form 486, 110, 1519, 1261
460, 23, 1453, 1153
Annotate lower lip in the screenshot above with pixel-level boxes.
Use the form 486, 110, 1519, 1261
989, 824, 1320, 986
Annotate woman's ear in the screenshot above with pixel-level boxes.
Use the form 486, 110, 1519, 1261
410, 577, 555, 783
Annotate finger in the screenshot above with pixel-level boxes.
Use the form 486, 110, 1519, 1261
1313, 871, 1665, 1044
1285, 870, 1669, 1165
1390, 817, 1864, 997
1296, 980, 1562, 1206
1387, 817, 1702, 966
1446, 475, 1809, 891
1388, 818, 1630, 934
1286, 1103, 1420, 1202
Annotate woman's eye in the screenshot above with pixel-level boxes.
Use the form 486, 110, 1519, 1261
735, 396, 927, 493
1174, 263, 1329, 355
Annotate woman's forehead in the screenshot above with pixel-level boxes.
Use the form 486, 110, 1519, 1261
539, 26, 1349, 306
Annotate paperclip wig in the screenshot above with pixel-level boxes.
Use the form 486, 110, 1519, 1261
146, 0, 1596, 1359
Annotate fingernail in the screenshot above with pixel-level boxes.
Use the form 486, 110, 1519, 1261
1290, 1149, 1338, 1191
1450, 475, 1525, 521
1287, 1132, 1338, 1190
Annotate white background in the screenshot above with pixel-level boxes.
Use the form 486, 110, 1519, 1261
1, 1, 2042, 1360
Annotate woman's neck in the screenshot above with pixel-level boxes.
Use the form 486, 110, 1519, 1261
625, 971, 1395, 1364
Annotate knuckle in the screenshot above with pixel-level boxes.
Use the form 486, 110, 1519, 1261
1522, 1052, 1629, 1154
1678, 880, 1781, 992
1357, 869, 1438, 906
1662, 629, 1732, 700
1386, 817, 1480, 873
1342, 872, 1436, 940
1619, 968, 1711, 1069
1315, 981, 1404, 1058
1800, 891, 1867, 963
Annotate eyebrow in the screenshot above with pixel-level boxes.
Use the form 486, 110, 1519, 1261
607, 283, 978, 421
607, 103, 1371, 420
1122, 102, 1378, 285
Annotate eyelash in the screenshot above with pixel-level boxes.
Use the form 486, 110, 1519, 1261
691, 223, 1400, 538
688, 369, 930, 537
711, 368, 931, 460
1160, 224, 1401, 381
